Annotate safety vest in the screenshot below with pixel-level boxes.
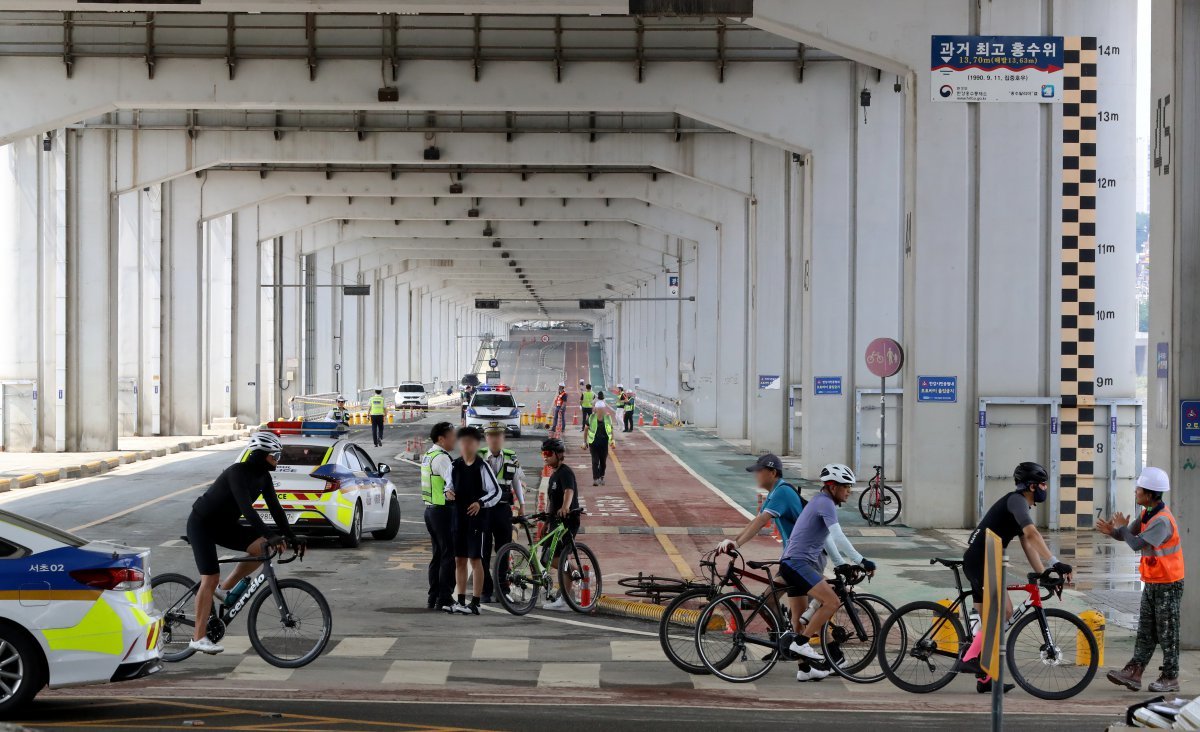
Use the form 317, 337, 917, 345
420, 445, 450, 506
581, 391, 595, 408
1137, 503, 1185, 583
623, 396, 635, 412
480, 447, 520, 504
585, 413, 614, 445
554, 392, 567, 408
329, 408, 350, 423
368, 395, 386, 415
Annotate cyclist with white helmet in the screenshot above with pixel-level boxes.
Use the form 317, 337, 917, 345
185, 430, 296, 655
779, 463, 875, 681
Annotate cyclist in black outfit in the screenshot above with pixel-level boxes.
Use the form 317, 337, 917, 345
541, 438, 579, 612
956, 461, 1072, 691
186, 430, 296, 654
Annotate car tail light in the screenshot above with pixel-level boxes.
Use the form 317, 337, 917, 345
71, 567, 145, 591
315, 479, 342, 494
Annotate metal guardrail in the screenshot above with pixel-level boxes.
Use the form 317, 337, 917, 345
631, 388, 684, 426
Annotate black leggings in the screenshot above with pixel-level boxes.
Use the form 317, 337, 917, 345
590, 440, 609, 480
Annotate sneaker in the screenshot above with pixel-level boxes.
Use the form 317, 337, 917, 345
788, 639, 824, 663
188, 638, 224, 655
542, 596, 570, 612
592, 480, 599, 486
450, 602, 472, 615
796, 662, 831, 682
953, 657, 984, 676
469, 601, 481, 616
826, 641, 845, 667
975, 677, 1015, 694
599, 476, 605, 485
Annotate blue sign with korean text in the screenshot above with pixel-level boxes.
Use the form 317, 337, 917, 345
918, 376, 957, 403
814, 377, 842, 396
1182, 401, 1200, 446
758, 375, 780, 391
931, 35, 1064, 103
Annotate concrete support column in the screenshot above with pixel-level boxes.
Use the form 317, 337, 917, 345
276, 234, 303, 413
203, 214, 233, 423
116, 190, 140, 437
381, 277, 398, 386
161, 174, 203, 435
716, 215, 749, 440
312, 247, 334, 392
396, 280, 412, 381
230, 209, 260, 426
65, 129, 118, 451
340, 259, 361, 397
691, 239, 719, 428
359, 269, 378, 392
0, 137, 41, 451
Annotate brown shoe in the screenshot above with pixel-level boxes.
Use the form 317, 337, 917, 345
1149, 675, 1180, 693
1106, 661, 1145, 691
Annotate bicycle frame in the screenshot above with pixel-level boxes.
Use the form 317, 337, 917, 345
163, 547, 297, 633
922, 562, 1060, 657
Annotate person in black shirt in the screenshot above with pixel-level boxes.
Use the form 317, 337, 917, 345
541, 437, 580, 612
445, 426, 501, 615
186, 430, 296, 654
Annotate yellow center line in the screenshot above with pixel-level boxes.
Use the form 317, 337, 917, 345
70, 481, 210, 533
608, 450, 694, 579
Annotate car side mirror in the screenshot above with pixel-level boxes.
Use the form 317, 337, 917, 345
518, 403, 526, 409
377, 463, 391, 475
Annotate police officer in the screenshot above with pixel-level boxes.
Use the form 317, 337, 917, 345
621, 390, 636, 432
580, 383, 596, 433
585, 395, 615, 486
478, 422, 525, 602
368, 388, 387, 446
421, 422, 457, 611
324, 396, 351, 425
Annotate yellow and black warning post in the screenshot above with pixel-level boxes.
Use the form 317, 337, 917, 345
981, 528, 1004, 730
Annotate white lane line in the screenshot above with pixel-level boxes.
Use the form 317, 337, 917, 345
329, 637, 397, 658
472, 638, 530, 661
609, 640, 664, 661
639, 430, 754, 520
477, 605, 658, 637
70, 481, 210, 532
537, 662, 601, 688
382, 660, 451, 685
229, 656, 294, 681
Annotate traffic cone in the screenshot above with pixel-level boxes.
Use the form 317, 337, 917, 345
572, 410, 579, 426
535, 401, 543, 418
638, 412, 645, 427
651, 413, 659, 427
535, 492, 547, 540
580, 564, 592, 607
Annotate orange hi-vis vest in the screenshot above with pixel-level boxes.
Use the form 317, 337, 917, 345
554, 392, 567, 408
1138, 504, 1185, 584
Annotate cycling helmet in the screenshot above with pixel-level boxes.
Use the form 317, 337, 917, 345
247, 430, 283, 456
542, 438, 566, 454
1013, 461, 1048, 485
819, 463, 856, 485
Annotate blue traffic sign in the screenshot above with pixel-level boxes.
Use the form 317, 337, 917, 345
814, 377, 842, 396
918, 376, 957, 403
1182, 400, 1200, 446
488, 358, 498, 368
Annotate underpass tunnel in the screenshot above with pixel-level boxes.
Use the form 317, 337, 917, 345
0, 1, 1146, 539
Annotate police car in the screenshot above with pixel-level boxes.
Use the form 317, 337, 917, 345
466, 386, 525, 437
0, 510, 162, 714
243, 422, 401, 548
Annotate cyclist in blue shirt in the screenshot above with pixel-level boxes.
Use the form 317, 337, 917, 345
717, 454, 804, 556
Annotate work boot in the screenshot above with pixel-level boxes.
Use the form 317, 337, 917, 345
1149, 674, 1180, 693
1106, 661, 1145, 691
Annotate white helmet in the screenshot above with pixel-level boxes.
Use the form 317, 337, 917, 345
819, 463, 856, 485
1138, 466, 1170, 493
336, 395, 346, 402
247, 430, 283, 456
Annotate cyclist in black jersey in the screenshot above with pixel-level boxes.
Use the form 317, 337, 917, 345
185, 430, 296, 654
956, 461, 1072, 690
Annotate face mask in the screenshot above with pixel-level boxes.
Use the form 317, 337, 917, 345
1032, 485, 1047, 503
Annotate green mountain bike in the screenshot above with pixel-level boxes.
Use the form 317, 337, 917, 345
493, 510, 601, 615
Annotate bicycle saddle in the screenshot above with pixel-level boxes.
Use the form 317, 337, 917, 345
746, 559, 781, 570
931, 557, 964, 567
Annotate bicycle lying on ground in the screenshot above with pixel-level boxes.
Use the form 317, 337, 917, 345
152, 539, 332, 668
859, 465, 902, 526
691, 560, 897, 683
877, 557, 1097, 699
493, 509, 602, 615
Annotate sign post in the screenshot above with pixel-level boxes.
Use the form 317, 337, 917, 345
982, 529, 1005, 731
865, 338, 904, 482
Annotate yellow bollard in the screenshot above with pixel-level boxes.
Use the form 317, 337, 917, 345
1076, 609, 1105, 667
933, 599, 962, 653
388, 411, 394, 424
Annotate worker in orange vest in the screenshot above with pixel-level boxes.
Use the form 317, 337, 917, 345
1098, 467, 1184, 693
550, 383, 569, 433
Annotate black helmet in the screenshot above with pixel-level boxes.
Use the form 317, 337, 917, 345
541, 438, 566, 454
1013, 461, 1048, 485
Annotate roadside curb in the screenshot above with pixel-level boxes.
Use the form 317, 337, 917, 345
3, 431, 249, 493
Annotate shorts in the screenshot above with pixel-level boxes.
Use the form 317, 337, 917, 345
962, 549, 985, 604
452, 508, 488, 559
779, 561, 825, 598
187, 512, 261, 576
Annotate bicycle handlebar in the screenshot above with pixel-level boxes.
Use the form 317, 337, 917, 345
1026, 567, 1067, 599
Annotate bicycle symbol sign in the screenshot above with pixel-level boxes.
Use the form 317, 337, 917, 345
865, 338, 904, 378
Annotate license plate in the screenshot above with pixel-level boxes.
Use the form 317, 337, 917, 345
258, 511, 300, 525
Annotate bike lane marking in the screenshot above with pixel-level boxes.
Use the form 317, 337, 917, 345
638, 429, 754, 520
608, 449, 698, 579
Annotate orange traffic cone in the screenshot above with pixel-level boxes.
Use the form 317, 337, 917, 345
572, 411, 579, 426
535, 491, 547, 540
535, 401, 543, 418
651, 413, 660, 427
638, 412, 645, 427
581, 564, 593, 607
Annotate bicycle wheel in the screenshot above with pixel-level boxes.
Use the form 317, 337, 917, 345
859, 484, 902, 525
833, 593, 904, 684
1006, 607, 1098, 700
877, 600, 965, 693
558, 541, 602, 613
819, 596, 882, 683
658, 587, 729, 675
151, 573, 200, 662
246, 578, 332, 668
494, 542, 540, 616
694, 593, 782, 683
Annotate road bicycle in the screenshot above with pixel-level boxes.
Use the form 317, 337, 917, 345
493, 510, 601, 615
152, 540, 332, 668
859, 465, 902, 526
876, 557, 1097, 699
692, 561, 896, 683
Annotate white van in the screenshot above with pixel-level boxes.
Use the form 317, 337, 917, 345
394, 382, 429, 409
